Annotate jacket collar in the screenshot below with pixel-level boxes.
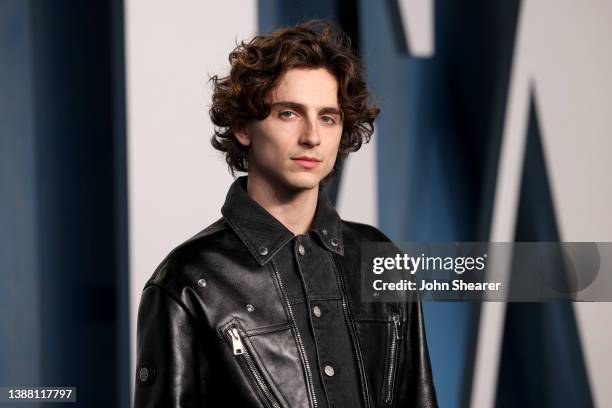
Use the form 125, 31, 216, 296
221, 176, 344, 266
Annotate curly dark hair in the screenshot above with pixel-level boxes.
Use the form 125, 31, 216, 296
209, 20, 380, 183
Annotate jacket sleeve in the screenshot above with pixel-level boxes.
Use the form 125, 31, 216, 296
397, 299, 438, 407
133, 285, 209, 407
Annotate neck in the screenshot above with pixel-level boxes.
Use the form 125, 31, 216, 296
245, 173, 318, 236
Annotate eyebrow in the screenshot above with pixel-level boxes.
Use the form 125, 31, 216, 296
270, 101, 342, 117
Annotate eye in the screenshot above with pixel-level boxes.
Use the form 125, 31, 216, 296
279, 110, 296, 119
320, 115, 336, 124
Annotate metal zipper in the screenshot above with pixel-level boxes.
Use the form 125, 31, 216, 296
384, 314, 401, 406
227, 326, 282, 408
330, 254, 371, 408
270, 262, 318, 408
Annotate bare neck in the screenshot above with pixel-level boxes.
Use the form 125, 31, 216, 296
246, 174, 318, 236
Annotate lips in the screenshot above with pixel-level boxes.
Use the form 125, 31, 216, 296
292, 156, 321, 169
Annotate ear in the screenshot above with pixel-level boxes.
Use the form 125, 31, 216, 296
233, 122, 251, 147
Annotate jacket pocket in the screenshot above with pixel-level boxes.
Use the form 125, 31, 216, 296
225, 323, 283, 408
384, 313, 401, 407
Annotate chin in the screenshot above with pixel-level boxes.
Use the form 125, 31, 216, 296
284, 173, 323, 190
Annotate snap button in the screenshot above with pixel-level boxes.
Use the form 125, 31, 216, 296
139, 367, 148, 382
330, 238, 339, 247
313, 306, 321, 318
324, 365, 335, 377
322, 228, 328, 236
138, 364, 156, 384
298, 244, 306, 256
258, 246, 268, 256
246, 304, 255, 313
197, 278, 207, 287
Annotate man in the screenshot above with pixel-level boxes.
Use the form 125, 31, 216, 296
134, 20, 437, 407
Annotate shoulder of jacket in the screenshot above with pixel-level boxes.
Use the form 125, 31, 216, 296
341, 219, 393, 243
143, 217, 228, 293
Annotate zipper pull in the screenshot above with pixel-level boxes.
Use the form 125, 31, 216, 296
228, 327, 245, 355
392, 314, 401, 340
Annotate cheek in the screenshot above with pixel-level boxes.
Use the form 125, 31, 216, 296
255, 144, 278, 165
255, 125, 294, 156
251, 133, 279, 157
327, 130, 343, 155
321, 133, 342, 171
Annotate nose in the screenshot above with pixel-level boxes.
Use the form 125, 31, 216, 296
299, 117, 321, 147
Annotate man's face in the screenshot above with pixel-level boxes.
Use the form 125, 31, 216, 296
235, 67, 343, 192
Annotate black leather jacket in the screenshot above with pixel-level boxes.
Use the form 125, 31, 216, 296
134, 177, 437, 407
